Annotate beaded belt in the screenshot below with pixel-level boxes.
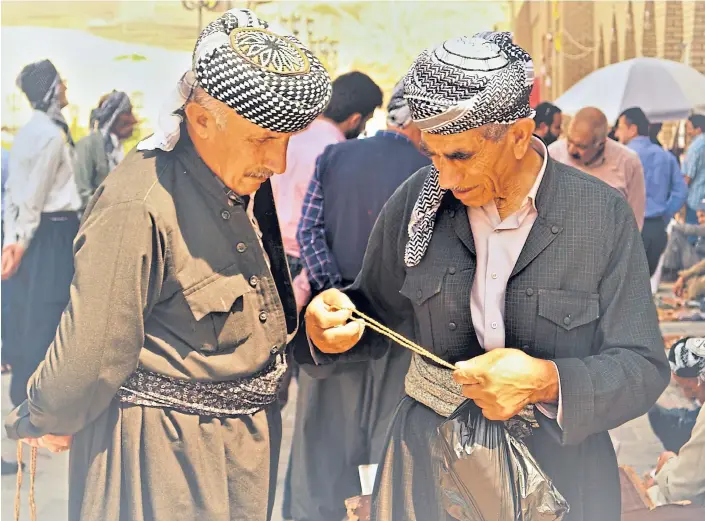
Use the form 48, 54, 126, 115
117, 352, 287, 417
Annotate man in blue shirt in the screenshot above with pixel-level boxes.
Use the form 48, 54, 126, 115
616, 107, 688, 274
684, 115, 705, 226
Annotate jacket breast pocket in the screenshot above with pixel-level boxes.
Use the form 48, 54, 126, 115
183, 275, 254, 355
399, 270, 444, 353
534, 289, 600, 358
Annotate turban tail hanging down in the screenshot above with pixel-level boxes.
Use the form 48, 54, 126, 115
403, 32, 536, 267
139, 8, 332, 152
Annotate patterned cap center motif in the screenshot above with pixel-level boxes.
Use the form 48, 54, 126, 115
230, 27, 310, 75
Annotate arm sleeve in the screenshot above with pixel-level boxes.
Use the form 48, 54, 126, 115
684, 143, 704, 181
297, 154, 343, 291
672, 223, 705, 237
295, 181, 415, 368
625, 154, 646, 230
4, 201, 166, 438
539, 198, 670, 446
655, 408, 705, 504
73, 136, 97, 210
4, 135, 65, 248
665, 156, 688, 220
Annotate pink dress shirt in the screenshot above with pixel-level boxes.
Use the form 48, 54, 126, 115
468, 138, 561, 422
548, 138, 645, 230
271, 118, 345, 258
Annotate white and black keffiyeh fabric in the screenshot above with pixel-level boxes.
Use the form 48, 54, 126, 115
139, 8, 331, 152
90, 90, 133, 169
403, 31, 535, 267
386, 79, 413, 129
669, 337, 705, 382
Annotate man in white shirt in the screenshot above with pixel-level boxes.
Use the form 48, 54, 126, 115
1, 59, 81, 407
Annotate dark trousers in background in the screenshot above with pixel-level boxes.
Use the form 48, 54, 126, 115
686, 205, 699, 245
648, 403, 701, 453
8, 212, 78, 407
642, 216, 668, 276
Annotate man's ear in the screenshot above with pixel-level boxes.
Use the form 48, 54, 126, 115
184, 102, 212, 139
509, 118, 536, 160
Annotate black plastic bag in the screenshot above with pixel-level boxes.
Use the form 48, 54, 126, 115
437, 400, 569, 521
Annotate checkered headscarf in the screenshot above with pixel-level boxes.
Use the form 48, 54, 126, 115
139, 8, 332, 152
403, 32, 535, 267
669, 337, 705, 382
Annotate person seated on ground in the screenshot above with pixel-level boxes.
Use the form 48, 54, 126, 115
647, 337, 705, 506
663, 199, 705, 278
673, 252, 705, 302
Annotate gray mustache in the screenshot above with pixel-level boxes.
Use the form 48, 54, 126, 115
245, 170, 274, 180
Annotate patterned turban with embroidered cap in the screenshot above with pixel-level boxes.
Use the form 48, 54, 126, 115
139, 8, 332, 152
403, 31, 535, 267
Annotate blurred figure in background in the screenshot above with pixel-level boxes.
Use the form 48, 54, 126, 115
1, 59, 80, 408
647, 337, 705, 507
684, 115, 705, 228
615, 107, 687, 275
663, 199, 705, 277
549, 106, 646, 230
533, 101, 562, 146
271, 71, 383, 520
290, 79, 424, 521
74, 91, 137, 210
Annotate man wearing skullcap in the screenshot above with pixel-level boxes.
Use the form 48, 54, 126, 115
290, 78, 427, 521
647, 338, 705, 507
301, 32, 669, 521
74, 91, 138, 209
2, 59, 81, 410
5, 9, 331, 521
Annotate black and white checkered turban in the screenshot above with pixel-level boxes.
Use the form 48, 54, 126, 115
139, 8, 332, 152
194, 9, 331, 133
403, 32, 536, 267
669, 337, 705, 381
404, 31, 535, 135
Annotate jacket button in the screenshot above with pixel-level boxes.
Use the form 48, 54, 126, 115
449, 210, 456, 218
236, 242, 247, 253
522, 344, 530, 350
249, 275, 259, 287
416, 289, 423, 299
448, 322, 457, 331
551, 226, 559, 234
563, 316, 571, 326
448, 266, 456, 275
526, 288, 534, 296
221, 210, 231, 220
259, 311, 268, 323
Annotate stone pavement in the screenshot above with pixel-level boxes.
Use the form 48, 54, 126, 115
1, 319, 702, 521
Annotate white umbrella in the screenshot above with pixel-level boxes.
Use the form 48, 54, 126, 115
555, 57, 705, 123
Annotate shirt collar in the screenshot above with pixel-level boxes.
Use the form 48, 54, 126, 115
312, 117, 345, 142
375, 129, 414, 145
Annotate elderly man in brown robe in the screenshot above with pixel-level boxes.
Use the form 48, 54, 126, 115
302, 33, 669, 521
5, 9, 331, 521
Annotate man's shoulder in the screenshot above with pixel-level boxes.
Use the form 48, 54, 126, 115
92, 148, 172, 208
606, 138, 640, 162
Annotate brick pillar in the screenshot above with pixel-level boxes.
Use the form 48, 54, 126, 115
598, 26, 606, 69
664, 0, 683, 62
690, 1, 705, 74
562, 1, 596, 91
609, 10, 619, 64
624, 0, 637, 59
642, 0, 657, 57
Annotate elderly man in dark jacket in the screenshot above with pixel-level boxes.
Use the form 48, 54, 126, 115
303, 32, 669, 521
5, 9, 331, 521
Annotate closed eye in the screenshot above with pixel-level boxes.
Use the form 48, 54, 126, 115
420, 142, 436, 157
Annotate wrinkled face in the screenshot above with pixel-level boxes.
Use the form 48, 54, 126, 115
566, 121, 605, 166
615, 116, 637, 145
187, 101, 293, 195
420, 122, 532, 208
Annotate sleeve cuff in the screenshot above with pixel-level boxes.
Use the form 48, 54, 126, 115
535, 361, 563, 429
